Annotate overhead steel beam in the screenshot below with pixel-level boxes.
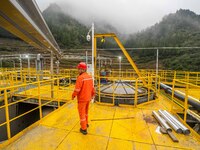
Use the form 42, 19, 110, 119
0, 0, 61, 57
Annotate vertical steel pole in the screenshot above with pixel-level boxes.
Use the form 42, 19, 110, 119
92, 23, 94, 84
51, 51, 54, 98
120, 58, 121, 77
19, 54, 22, 71
86, 51, 88, 65
156, 49, 159, 91
98, 54, 100, 74
19, 55, 22, 82
28, 55, 30, 81
38, 81, 42, 119
98, 75, 100, 102
43, 58, 46, 70
56, 60, 60, 74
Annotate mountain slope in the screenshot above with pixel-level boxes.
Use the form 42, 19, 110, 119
42, 4, 119, 49
125, 9, 200, 71
42, 4, 90, 49
126, 9, 200, 47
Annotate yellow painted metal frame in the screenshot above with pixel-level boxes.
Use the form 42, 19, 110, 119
170, 79, 200, 139
96, 75, 158, 107
94, 33, 147, 85
0, 75, 73, 142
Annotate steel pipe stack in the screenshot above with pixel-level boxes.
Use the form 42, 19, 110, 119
158, 110, 182, 133
163, 110, 190, 135
152, 111, 172, 132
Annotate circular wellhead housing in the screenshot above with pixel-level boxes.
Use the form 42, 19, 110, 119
96, 80, 155, 105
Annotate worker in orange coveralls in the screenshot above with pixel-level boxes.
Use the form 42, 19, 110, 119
72, 62, 95, 135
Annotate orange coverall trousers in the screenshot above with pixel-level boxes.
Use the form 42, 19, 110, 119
78, 101, 90, 130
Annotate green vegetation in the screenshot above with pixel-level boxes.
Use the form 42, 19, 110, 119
125, 9, 200, 71
0, 5, 200, 71
42, 4, 89, 49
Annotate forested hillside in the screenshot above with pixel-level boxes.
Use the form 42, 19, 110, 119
0, 6, 200, 71
42, 4, 89, 49
125, 9, 200, 71
42, 4, 118, 49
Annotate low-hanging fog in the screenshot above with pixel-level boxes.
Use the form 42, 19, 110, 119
36, 0, 200, 34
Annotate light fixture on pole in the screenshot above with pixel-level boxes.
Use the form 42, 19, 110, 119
118, 56, 122, 78
156, 49, 159, 92
26, 54, 30, 81
86, 23, 94, 83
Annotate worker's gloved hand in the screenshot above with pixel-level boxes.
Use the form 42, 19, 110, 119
91, 96, 95, 103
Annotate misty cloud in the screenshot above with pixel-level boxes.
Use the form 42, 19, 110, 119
36, 0, 200, 34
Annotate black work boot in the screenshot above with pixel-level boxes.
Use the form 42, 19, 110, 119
80, 128, 87, 135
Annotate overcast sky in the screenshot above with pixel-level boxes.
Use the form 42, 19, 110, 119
36, 0, 200, 34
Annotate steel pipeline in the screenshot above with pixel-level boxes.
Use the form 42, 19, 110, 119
160, 83, 200, 111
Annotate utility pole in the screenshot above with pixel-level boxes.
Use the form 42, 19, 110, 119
91, 23, 94, 83
156, 49, 159, 91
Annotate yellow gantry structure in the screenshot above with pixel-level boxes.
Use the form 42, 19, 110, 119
94, 33, 147, 86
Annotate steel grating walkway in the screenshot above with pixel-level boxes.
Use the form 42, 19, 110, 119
2, 95, 200, 150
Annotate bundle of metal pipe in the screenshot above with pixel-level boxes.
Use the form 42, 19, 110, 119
158, 110, 182, 133
163, 110, 190, 135
158, 110, 190, 135
152, 111, 172, 132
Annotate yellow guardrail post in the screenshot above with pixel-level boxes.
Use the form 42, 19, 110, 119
174, 71, 176, 81
38, 81, 42, 119
158, 76, 161, 97
171, 79, 176, 111
4, 89, 11, 139
147, 76, 150, 102
57, 78, 60, 107
184, 83, 189, 123
98, 75, 100, 102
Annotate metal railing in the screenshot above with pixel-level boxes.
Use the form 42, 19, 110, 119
171, 79, 200, 123
0, 76, 73, 141
95, 75, 160, 107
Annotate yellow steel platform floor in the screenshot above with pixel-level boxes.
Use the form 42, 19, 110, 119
1, 97, 200, 150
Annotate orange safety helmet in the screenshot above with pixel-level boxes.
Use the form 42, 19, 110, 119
77, 62, 87, 70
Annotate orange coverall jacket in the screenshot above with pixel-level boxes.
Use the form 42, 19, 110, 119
72, 72, 95, 102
